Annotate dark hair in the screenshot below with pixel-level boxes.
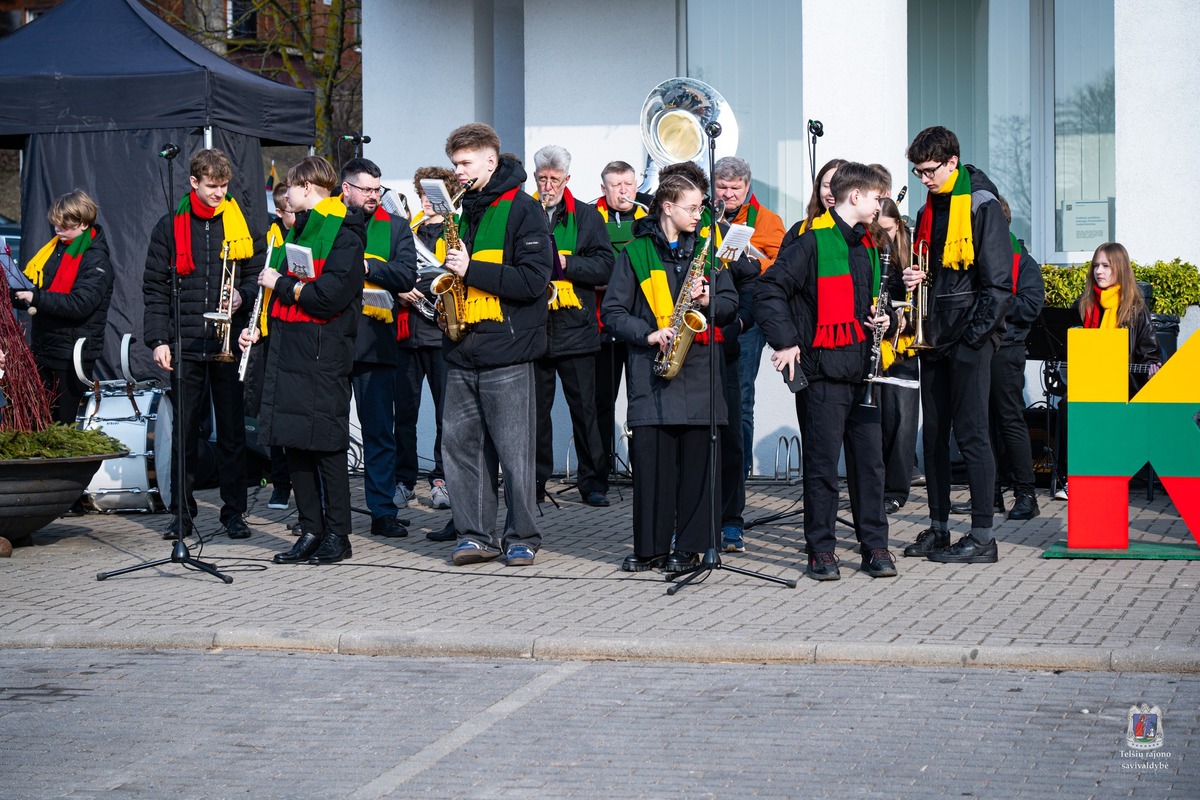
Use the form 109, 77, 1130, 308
413, 166, 458, 198
997, 194, 1012, 224
340, 157, 381, 183
659, 161, 709, 194
650, 173, 701, 217
272, 183, 288, 203
868, 163, 893, 192
286, 156, 338, 192
445, 123, 501, 158
829, 162, 890, 203
803, 158, 844, 230
601, 160, 636, 181
874, 197, 910, 261
906, 126, 960, 165
189, 148, 232, 183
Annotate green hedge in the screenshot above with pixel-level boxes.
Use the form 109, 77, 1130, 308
1041, 259, 1200, 316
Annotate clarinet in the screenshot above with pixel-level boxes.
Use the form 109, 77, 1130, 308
860, 246, 890, 408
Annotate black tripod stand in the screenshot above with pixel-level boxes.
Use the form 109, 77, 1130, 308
98, 142, 231, 584
666, 124, 796, 595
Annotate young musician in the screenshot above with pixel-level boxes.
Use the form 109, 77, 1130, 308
143, 148, 262, 541
262, 193, 295, 510
755, 162, 898, 581
779, 158, 845, 251
901, 126, 1013, 564
600, 174, 737, 573
241, 156, 366, 565
15, 190, 113, 424
532, 144, 614, 507
441, 123, 553, 567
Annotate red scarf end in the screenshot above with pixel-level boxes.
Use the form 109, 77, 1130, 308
813, 322, 864, 350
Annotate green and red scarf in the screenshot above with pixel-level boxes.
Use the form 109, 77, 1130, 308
915, 167, 974, 271
537, 188, 583, 311
173, 191, 254, 275
23, 227, 96, 293
361, 205, 396, 323
269, 196, 347, 325
458, 188, 514, 325
624, 229, 722, 345
396, 216, 450, 341
1009, 232, 1021, 296
811, 210, 880, 349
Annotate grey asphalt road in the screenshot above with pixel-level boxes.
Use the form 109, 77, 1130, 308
1, 649, 1196, 799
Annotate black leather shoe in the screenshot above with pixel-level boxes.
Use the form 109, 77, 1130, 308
927, 534, 998, 564
223, 516, 252, 539
162, 515, 193, 540
805, 551, 841, 581
951, 497, 1005, 515
427, 519, 457, 542
273, 531, 322, 564
860, 548, 898, 578
621, 553, 667, 572
307, 533, 352, 565
902, 528, 951, 557
884, 498, 901, 514
584, 491, 610, 507
370, 515, 408, 538
664, 551, 699, 572
1008, 494, 1040, 521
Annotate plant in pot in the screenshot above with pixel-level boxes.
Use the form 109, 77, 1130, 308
0, 291, 124, 549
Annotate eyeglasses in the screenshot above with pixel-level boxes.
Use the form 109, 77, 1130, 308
910, 161, 948, 180
536, 175, 566, 188
668, 203, 703, 218
346, 181, 383, 197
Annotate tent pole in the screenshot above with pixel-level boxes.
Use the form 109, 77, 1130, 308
204, 126, 213, 149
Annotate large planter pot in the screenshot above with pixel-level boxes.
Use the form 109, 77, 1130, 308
0, 452, 125, 547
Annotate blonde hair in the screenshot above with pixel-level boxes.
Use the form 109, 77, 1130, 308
47, 189, 98, 228
286, 156, 338, 192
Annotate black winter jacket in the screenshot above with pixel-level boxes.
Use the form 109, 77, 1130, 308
143, 205, 264, 361
448, 157, 553, 369
353, 210, 417, 365
754, 209, 896, 384
260, 207, 366, 452
401, 221, 449, 350
600, 216, 738, 427
914, 164, 1013, 358
716, 220, 759, 363
1000, 239, 1045, 346
23, 226, 114, 369
543, 195, 614, 358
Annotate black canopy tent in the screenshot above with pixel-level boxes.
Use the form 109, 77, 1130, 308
0, 0, 314, 380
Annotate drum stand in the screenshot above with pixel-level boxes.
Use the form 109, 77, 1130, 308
98, 145, 231, 584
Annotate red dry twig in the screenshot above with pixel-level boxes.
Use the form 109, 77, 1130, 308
0, 289, 53, 432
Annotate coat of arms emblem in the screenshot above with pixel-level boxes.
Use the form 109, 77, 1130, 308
1126, 703, 1164, 750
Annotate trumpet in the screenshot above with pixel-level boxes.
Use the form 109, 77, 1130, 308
238, 240, 273, 382
908, 238, 933, 351
203, 243, 237, 363
434, 179, 476, 342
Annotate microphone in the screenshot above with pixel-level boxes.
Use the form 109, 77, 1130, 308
807, 120, 824, 138
159, 143, 180, 160
704, 121, 722, 138
341, 132, 372, 144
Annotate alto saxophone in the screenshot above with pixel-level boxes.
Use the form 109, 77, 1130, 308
433, 179, 476, 342
203, 243, 237, 363
653, 233, 711, 380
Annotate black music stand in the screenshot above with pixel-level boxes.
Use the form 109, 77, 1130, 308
1025, 308, 1074, 499
98, 144, 232, 584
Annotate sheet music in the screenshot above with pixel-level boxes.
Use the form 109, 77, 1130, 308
380, 189, 405, 218
717, 223, 754, 263
284, 243, 315, 279
420, 179, 456, 217
2, 247, 32, 290
362, 285, 396, 310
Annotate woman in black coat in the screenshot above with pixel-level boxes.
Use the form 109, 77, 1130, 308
600, 174, 737, 573
14, 189, 113, 424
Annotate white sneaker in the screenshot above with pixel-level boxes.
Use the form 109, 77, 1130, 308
393, 482, 414, 508
1054, 483, 1068, 500
430, 479, 451, 509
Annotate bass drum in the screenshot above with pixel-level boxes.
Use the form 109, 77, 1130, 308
77, 386, 174, 512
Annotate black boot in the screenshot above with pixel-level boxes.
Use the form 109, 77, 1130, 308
273, 531, 322, 564
307, 532, 352, 565
1008, 494, 1040, 521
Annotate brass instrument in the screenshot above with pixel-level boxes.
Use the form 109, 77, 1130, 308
653, 234, 711, 380
909, 238, 933, 351
203, 243, 237, 363
863, 247, 919, 401
432, 179, 476, 342
638, 78, 739, 193
238, 240, 273, 382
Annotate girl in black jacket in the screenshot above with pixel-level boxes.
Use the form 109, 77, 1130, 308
15, 189, 113, 424
601, 174, 737, 573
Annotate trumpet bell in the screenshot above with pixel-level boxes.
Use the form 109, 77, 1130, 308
203, 311, 232, 323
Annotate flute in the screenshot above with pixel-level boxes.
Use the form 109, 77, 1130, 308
238, 239, 273, 383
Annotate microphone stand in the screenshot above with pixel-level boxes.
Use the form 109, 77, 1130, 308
665, 123, 797, 595
98, 143, 232, 583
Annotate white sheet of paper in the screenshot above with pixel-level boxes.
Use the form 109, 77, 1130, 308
420, 179, 456, 217
284, 243, 314, 279
717, 223, 754, 262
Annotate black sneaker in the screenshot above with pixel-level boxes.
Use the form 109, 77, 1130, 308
902, 528, 950, 557
370, 515, 408, 538
427, 519, 457, 542
805, 551, 841, 581
927, 534, 998, 564
223, 516, 252, 539
951, 498, 1005, 515
1008, 494, 1040, 521
884, 498, 901, 515
860, 548, 898, 578
267, 487, 291, 510
163, 515, 193, 540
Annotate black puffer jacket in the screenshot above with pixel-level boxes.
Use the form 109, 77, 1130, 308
448, 157, 553, 369
543, 194, 614, 358
260, 207, 366, 452
1000, 239, 1045, 345
24, 226, 114, 369
402, 221, 447, 350
600, 216, 738, 427
353, 211, 417, 365
143, 205, 264, 360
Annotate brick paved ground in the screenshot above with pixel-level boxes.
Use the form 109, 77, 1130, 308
1, 649, 1195, 798
1, 474, 1196, 669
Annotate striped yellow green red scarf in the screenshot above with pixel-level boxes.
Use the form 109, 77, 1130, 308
269, 196, 347, 325
916, 167, 973, 271
624, 228, 722, 347
361, 206, 395, 323
1085, 285, 1121, 329
173, 191, 254, 275
540, 188, 582, 311
595, 197, 646, 254
23, 228, 96, 293
811, 210, 880, 349
461, 188, 514, 325
744, 194, 762, 228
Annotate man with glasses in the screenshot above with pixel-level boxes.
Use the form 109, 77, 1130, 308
899, 126, 1013, 565
531, 145, 614, 507
340, 158, 417, 539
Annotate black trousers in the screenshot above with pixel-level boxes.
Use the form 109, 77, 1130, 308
879, 357, 921, 505
920, 343, 995, 528
287, 448, 350, 537
630, 425, 719, 558
394, 345, 448, 488
38, 362, 90, 426
535, 353, 608, 496
799, 380, 888, 556
169, 357, 246, 522
720, 356, 745, 529
593, 337, 626, 470
989, 343, 1035, 495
